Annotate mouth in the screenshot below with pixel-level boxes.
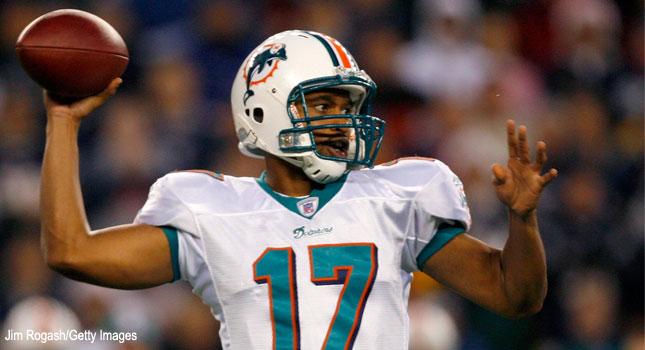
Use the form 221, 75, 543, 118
316, 137, 349, 158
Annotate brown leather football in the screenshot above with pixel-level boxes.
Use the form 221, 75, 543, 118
15, 9, 129, 98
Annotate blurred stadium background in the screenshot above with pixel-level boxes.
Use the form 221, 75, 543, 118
0, 0, 642, 349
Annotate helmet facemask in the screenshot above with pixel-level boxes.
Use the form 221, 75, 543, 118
277, 72, 385, 182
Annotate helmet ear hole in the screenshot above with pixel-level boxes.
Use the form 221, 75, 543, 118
245, 108, 250, 117
253, 108, 264, 123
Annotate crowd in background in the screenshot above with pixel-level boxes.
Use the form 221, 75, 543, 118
0, 0, 642, 349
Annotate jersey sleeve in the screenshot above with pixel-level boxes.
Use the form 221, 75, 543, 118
177, 230, 219, 313
133, 175, 199, 236
402, 161, 472, 272
158, 226, 220, 317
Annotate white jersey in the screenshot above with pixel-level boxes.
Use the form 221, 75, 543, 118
134, 158, 471, 350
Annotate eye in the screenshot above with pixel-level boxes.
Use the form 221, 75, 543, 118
313, 104, 329, 112
341, 105, 357, 114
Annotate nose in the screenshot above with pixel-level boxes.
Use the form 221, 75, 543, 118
329, 105, 346, 114
328, 114, 350, 126
312, 116, 351, 133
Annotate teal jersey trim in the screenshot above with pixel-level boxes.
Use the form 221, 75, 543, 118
416, 225, 465, 270
256, 171, 347, 219
161, 226, 180, 282
253, 248, 300, 349
310, 244, 378, 349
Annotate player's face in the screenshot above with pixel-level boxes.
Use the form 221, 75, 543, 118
293, 89, 357, 159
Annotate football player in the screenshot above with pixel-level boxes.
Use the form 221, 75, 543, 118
41, 30, 557, 349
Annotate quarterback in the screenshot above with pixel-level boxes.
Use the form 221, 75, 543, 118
41, 30, 557, 349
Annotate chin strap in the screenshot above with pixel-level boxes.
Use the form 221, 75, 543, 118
239, 142, 350, 185
301, 156, 348, 184
238, 142, 266, 159
278, 154, 347, 184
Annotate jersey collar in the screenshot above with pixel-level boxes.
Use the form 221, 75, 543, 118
256, 171, 347, 219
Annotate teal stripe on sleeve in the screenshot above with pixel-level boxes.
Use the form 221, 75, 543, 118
161, 226, 180, 282
416, 226, 465, 270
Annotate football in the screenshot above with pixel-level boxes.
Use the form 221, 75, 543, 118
15, 9, 129, 98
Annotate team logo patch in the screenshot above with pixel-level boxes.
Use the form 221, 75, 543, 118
453, 176, 468, 208
292, 225, 333, 239
243, 43, 287, 105
296, 197, 319, 217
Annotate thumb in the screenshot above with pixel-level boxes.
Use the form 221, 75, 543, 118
491, 163, 507, 185
71, 78, 122, 118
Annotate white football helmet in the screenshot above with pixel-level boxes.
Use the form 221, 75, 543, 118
231, 30, 385, 183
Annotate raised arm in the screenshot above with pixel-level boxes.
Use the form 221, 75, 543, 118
41, 79, 174, 289
423, 120, 557, 318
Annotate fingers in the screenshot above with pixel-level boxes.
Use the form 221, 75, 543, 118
535, 141, 547, 170
536, 141, 557, 186
507, 120, 536, 165
517, 125, 531, 163
506, 119, 518, 158
540, 168, 558, 186
491, 163, 507, 185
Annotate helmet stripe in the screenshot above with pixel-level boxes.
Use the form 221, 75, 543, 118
324, 35, 352, 69
307, 31, 340, 67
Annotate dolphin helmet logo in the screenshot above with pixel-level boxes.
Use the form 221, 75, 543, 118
243, 43, 287, 105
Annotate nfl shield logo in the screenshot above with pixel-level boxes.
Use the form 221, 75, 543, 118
297, 197, 319, 217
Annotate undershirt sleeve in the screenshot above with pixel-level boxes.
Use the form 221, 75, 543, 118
160, 226, 180, 282
415, 223, 465, 270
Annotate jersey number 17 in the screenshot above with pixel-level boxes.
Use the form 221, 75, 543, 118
253, 243, 378, 350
